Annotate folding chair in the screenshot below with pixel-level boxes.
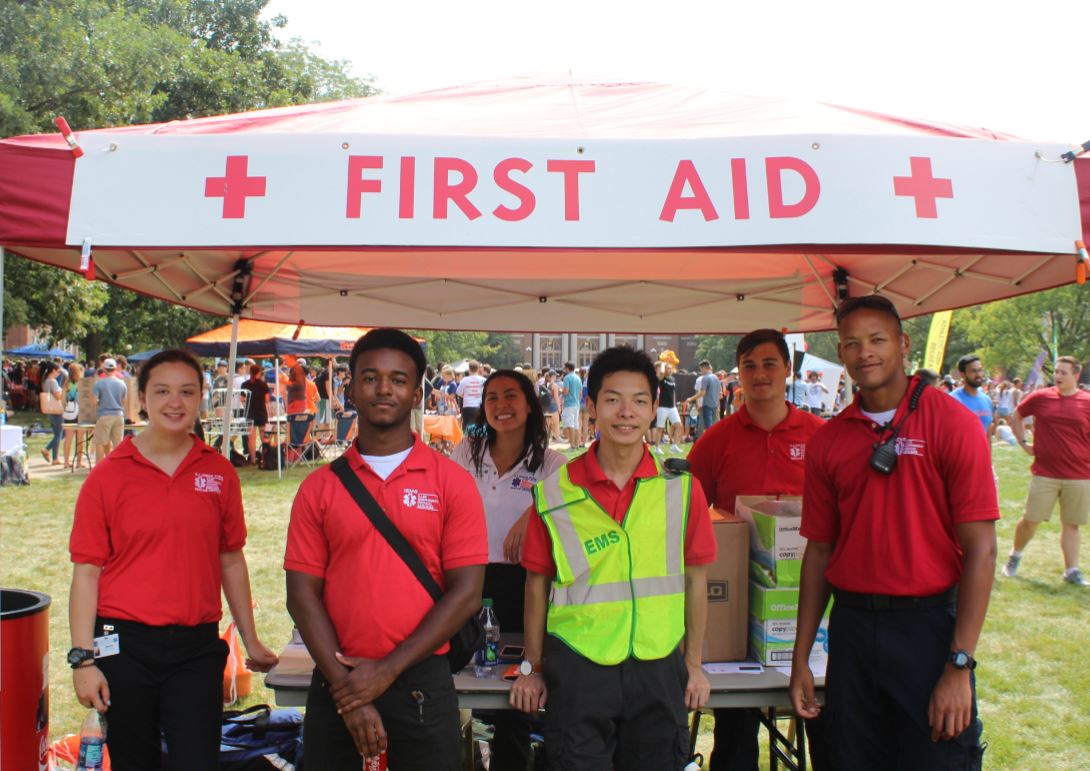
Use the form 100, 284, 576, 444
285, 413, 319, 469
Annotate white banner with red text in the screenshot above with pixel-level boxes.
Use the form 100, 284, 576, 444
65, 134, 1081, 253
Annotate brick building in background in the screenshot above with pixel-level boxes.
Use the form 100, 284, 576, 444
507, 333, 702, 372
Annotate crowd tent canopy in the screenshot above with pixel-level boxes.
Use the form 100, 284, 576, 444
1, 75, 1089, 335
4, 343, 75, 360
184, 319, 413, 358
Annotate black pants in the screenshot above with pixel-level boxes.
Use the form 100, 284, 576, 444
543, 636, 689, 771
304, 655, 461, 771
478, 562, 533, 771
825, 599, 984, 770
94, 617, 227, 771
462, 406, 481, 428
709, 708, 831, 771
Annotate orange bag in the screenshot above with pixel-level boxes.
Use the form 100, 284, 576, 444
222, 621, 252, 705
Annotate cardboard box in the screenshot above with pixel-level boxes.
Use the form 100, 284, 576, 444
748, 582, 831, 666
735, 495, 805, 587
749, 616, 829, 666
700, 508, 750, 662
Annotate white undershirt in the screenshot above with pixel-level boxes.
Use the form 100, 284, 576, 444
361, 447, 413, 480
860, 407, 897, 427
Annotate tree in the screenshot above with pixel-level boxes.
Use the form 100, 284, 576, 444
692, 335, 741, 371
962, 285, 1090, 379
1, 0, 377, 354
2, 256, 109, 344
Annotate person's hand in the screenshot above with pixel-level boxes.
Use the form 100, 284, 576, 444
503, 510, 531, 564
341, 703, 387, 760
73, 665, 110, 712
789, 664, 821, 719
684, 661, 710, 710
928, 667, 973, 741
1020, 441, 1035, 456
331, 653, 395, 714
509, 672, 547, 714
242, 638, 279, 673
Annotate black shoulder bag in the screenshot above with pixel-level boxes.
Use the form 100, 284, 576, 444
329, 456, 483, 673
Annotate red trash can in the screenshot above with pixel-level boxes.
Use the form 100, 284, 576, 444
1, 588, 52, 771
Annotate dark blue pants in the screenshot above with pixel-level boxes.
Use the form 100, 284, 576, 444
825, 600, 984, 771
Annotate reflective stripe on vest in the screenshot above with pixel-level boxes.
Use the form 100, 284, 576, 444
533, 460, 690, 665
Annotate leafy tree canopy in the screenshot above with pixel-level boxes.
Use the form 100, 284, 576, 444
1, 0, 377, 354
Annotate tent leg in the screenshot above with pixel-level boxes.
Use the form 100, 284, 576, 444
0, 247, 5, 417
222, 314, 240, 459
276, 356, 283, 480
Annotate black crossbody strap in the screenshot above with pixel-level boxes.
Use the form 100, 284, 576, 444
329, 455, 443, 602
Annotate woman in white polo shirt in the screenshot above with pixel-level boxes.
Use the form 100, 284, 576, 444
451, 369, 565, 771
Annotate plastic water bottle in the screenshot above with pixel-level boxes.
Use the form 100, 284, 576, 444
474, 598, 500, 677
77, 709, 107, 770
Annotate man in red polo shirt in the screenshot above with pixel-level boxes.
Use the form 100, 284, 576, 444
688, 328, 827, 771
1003, 355, 1090, 586
790, 296, 998, 771
510, 346, 716, 771
285, 329, 487, 771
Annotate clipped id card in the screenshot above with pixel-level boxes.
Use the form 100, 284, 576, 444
93, 633, 120, 659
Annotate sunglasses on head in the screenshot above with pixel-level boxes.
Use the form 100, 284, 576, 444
836, 294, 901, 321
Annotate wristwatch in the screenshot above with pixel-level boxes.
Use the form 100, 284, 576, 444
67, 647, 95, 669
519, 660, 542, 676
949, 649, 977, 671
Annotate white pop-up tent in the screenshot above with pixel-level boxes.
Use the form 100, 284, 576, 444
2, 76, 1088, 337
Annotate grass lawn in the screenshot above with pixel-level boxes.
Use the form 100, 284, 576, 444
2, 414, 1087, 768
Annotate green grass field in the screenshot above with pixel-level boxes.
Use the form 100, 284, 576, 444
2, 415, 1087, 768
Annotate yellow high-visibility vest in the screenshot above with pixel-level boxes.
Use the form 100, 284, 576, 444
534, 459, 690, 665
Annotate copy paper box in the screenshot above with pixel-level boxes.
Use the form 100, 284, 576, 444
735, 495, 805, 587
749, 582, 832, 622
700, 508, 750, 662
748, 616, 829, 667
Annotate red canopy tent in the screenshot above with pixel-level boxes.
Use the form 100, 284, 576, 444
1, 75, 1088, 336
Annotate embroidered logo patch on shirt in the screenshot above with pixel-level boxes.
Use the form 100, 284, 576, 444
193, 473, 223, 493
894, 438, 926, 457
789, 443, 806, 461
402, 488, 440, 511
510, 475, 536, 491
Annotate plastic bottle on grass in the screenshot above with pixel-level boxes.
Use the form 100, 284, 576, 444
77, 709, 107, 770
474, 598, 500, 677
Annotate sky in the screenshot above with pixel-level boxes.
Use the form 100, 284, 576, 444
263, 0, 1087, 143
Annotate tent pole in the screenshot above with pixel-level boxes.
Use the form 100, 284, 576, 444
222, 314, 240, 459
275, 356, 283, 479
0, 247, 6, 417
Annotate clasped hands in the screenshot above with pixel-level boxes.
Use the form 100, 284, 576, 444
331, 652, 396, 760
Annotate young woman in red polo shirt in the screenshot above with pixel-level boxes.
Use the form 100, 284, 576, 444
68, 349, 278, 771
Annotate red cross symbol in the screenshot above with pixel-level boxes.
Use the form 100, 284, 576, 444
204, 156, 266, 219
893, 157, 953, 219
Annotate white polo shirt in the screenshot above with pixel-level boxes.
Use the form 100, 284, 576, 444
450, 441, 567, 563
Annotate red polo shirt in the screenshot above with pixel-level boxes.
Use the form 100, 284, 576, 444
1017, 388, 1090, 479
802, 376, 999, 596
285, 440, 487, 659
688, 402, 825, 512
69, 437, 246, 626
521, 443, 716, 577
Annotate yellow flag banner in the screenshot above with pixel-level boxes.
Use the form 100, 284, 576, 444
924, 311, 953, 372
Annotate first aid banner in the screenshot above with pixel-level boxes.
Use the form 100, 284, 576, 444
66, 134, 1081, 253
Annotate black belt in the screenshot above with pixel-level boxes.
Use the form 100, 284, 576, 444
833, 587, 956, 611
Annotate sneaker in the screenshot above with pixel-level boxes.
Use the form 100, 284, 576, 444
1001, 554, 1021, 578
670, 444, 682, 453
1063, 568, 1090, 587
652, 445, 665, 455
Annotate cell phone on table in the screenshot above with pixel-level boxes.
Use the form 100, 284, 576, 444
499, 644, 525, 660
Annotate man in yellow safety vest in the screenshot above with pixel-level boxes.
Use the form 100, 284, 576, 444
510, 345, 717, 771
